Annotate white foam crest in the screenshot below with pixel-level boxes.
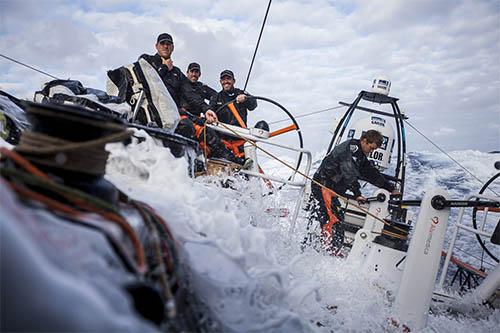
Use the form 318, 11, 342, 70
105, 136, 499, 332
106, 134, 314, 332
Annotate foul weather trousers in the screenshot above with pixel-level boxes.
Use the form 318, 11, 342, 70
309, 183, 345, 251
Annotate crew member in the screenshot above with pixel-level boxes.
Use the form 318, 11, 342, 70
140, 34, 244, 165
209, 70, 257, 157
310, 130, 400, 254
181, 62, 217, 117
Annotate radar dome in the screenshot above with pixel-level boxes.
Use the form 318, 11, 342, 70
371, 76, 391, 95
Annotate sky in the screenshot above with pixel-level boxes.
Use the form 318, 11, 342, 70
0, 0, 499, 154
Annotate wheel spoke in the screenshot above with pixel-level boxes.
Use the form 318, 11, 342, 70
269, 124, 297, 138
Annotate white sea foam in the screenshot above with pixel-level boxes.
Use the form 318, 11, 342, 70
104, 134, 499, 332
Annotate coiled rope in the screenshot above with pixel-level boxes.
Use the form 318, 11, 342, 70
14, 103, 132, 175
16, 129, 132, 175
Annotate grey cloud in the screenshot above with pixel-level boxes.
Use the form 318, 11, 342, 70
0, 0, 498, 153
350, 0, 458, 32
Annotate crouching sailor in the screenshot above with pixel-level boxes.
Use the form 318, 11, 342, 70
310, 130, 400, 254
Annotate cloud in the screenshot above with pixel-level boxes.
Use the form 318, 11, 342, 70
433, 126, 457, 137
0, 0, 498, 153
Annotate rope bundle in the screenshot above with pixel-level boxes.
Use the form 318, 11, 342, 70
11, 101, 132, 176
15, 129, 132, 176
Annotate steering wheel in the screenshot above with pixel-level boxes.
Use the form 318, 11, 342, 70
471, 171, 499, 263
214, 95, 304, 191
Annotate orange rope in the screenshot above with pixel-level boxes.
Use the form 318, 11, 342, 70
140, 202, 175, 239
1, 148, 146, 273
10, 182, 81, 216
79, 203, 147, 271
9, 181, 146, 273
1, 147, 49, 179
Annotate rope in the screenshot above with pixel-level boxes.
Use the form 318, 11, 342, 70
135, 201, 181, 288
16, 130, 131, 154
0, 53, 60, 80
1, 167, 118, 213
372, 229, 408, 241
15, 130, 132, 175
215, 122, 409, 236
0, 148, 147, 273
243, 0, 272, 91
404, 120, 498, 196
13, 102, 132, 175
130, 200, 178, 318
268, 105, 345, 125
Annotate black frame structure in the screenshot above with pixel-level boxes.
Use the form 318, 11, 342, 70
326, 90, 408, 197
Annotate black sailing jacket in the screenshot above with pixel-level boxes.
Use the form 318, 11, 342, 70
139, 54, 204, 112
181, 81, 217, 117
209, 88, 257, 127
313, 139, 394, 197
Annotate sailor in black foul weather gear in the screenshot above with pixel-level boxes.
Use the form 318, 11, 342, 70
139, 33, 187, 108
139, 52, 186, 107
209, 70, 257, 129
139, 33, 199, 135
209, 70, 257, 157
139, 34, 244, 166
310, 130, 399, 253
181, 62, 217, 117
139, 33, 211, 119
